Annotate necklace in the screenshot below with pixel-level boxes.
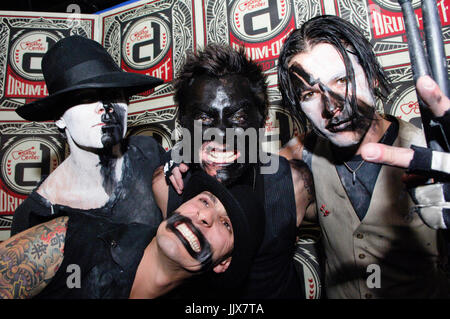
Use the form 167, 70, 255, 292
342, 160, 365, 185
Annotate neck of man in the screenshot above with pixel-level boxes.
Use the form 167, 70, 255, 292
356, 113, 391, 154
37, 134, 124, 208
66, 133, 125, 194
331, 113, 391, 161
129, 239, 193, 299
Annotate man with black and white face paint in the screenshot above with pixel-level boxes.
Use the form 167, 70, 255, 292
154, 44, 317, 299
278, 15, 449, 298
11, 36, 165, 235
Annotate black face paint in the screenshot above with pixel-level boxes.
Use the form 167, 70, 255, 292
97, 101, 126, 195
166, 211, 213, 272
100, 102, 126, 149
290, 64, 319, 88
181, 76, 264, 185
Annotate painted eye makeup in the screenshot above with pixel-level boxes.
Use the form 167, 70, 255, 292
230, 110, 247, 124
195, 113, 213, 125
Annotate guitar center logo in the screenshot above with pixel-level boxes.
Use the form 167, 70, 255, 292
122, 17, 171, 70
390, 84, 423, 129
1, 137, 61, 195
230, 0, 291, 42
9, 31, 59, 81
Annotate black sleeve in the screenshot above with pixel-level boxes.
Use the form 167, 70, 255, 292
10, 199, 32, 236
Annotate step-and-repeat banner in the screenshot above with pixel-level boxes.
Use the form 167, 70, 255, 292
0, 0, 449, 240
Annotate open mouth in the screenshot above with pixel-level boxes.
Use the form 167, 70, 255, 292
174, 221, 201, 253
201, 141, 240, 165
166, 212, 213, 270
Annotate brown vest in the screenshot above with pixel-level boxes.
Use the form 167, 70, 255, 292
311, 119, 448, 298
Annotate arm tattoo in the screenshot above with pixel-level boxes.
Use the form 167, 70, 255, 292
0, 216, 68, 299
290, 159, 315, 202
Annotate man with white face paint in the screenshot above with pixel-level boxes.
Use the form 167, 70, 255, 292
11, 36, 164, 235
278, 15, 449, 298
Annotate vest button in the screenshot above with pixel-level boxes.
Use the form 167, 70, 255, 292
358, 253, 365, 259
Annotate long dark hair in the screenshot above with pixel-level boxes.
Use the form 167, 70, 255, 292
278, 15, 390, 128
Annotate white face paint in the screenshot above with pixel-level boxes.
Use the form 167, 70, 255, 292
56, 100, 128, 149
289, 43, 375, 147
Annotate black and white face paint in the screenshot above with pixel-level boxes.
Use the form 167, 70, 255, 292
56, 100, 128, 150
288, 43, 375, 148
180, 75, 265, 185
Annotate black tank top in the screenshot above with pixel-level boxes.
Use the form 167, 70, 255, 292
36, 212, 156, 299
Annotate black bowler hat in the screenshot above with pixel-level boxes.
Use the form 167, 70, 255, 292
15, 35, 163, 121
182, 171, 265, 290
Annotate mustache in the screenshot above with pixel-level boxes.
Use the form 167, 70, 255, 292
166, 211, 213, 272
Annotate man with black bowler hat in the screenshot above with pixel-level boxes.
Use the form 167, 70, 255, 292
11, 35, 164, 234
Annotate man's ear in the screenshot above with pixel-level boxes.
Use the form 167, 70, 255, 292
55, 117, 66, 130
212, 256, 231, 274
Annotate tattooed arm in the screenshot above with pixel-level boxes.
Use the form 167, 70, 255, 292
290, 159, 317, 226
0, 216, 68, 299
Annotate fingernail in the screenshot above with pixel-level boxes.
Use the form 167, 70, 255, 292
421, 75, 435, 90
363, 145, 381, 160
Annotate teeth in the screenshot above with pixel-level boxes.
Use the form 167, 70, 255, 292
206, 150, 239, 163
176, 223, 201, 253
